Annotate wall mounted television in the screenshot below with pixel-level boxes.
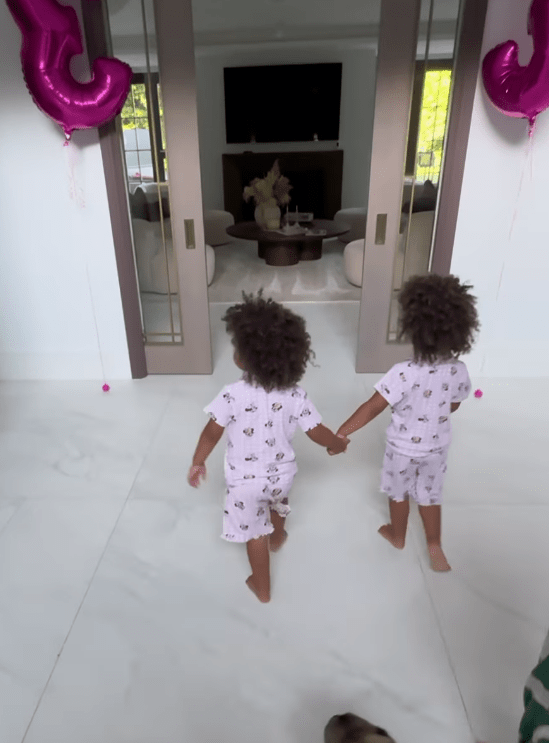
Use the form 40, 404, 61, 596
223, 63, 342, 144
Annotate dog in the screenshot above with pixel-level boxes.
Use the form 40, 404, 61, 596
324, 713, 397, 743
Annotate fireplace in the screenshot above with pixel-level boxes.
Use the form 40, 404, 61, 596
222, 150, 343, 223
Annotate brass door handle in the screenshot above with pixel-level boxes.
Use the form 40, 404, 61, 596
184, 219, 195, 249
375, 214, 387, 245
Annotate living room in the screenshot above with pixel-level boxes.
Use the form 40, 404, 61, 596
113, 0, 451, 344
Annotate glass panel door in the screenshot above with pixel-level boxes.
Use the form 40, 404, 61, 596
388, 0, 461, 341
104, 0, 211, 373
356, 0, 464, 371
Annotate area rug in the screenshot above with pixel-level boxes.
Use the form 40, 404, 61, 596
207, 238, 361, 303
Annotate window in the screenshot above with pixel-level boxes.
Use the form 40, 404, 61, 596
405, 61, 452, 184
121, 73, 168, 187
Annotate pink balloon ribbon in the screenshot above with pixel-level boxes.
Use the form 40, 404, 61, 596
5, 0, 133, 140
482, 0, 549, 134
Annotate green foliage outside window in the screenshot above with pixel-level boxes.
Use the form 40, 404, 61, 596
415, 70, 452, 184
121, 81, 168, 180
121, 84, 148, 129
121, 82, 166, 134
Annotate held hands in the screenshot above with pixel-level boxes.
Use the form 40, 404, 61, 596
188, 463, 207, 488
327, 432, 350, 456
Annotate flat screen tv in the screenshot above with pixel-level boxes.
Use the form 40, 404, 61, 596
223, 63, 342, 144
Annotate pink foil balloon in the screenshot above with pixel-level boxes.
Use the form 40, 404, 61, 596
482, 0, 549, 134
5, 0, 133, 141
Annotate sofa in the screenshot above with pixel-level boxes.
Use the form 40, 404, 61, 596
341, 180, 438, 287
132, 217, 215, 293
129, 183, 235, 246
343, 210, 435, 288
335, 179, 437, 248
334, 207, 367, 243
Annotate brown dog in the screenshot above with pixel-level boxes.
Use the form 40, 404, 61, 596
324, 713, 397, 743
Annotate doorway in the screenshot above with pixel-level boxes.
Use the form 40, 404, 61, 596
83, 0, 487, 376
193, 6, 379, 307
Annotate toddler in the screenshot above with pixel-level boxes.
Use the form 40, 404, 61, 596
188, 289, 349, 603
331, 274, 480, 572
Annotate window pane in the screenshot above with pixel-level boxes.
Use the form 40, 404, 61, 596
135, 128, 152, 151
416, 70, 452, 184
122, 127, 138, 150
131, 84, 149, 119
121, 84, 149, 130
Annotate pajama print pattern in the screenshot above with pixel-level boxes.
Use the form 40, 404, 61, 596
374, 359, 471, 505
204, 378, 322, 542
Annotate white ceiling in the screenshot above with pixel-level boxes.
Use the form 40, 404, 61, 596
107, 0, 461, 46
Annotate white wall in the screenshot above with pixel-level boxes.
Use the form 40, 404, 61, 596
0, 0, 131, 380
450, 0, 549, 376
194, 41, 377, 212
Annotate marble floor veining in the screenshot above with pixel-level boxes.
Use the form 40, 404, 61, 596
0, 302, 547, 743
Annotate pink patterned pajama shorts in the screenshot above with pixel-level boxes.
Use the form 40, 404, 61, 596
380, 444, 449, 506
222, 474, 295, 542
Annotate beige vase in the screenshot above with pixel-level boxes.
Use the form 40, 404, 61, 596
255, 203, 281, 230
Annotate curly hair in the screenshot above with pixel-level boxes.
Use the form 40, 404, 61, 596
221, 288, 318, 392
397, 273, 480, 365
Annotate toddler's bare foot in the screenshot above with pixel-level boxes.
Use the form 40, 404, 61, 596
246, 576, 271, 603
378, 524, 405, 549
269, 530, 288, 552
428, 544, 451, 572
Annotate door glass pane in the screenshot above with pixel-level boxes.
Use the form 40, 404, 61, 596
106, 0, 182, 344
388, 0, 462, 342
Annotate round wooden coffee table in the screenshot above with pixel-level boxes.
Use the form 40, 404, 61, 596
226, 219, 351, 266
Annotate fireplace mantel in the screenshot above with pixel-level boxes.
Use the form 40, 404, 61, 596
222, 150, 344, 223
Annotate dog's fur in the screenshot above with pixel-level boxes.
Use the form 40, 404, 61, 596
324, 713, 397, 743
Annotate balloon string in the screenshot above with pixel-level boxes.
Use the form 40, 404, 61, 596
65, 141, 107, 385
508, 136, 531, 241
500, 133, 534, 302
85, 261, 108, 385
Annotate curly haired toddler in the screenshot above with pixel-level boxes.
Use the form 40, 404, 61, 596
188, 289, 349, 603
331, 274, 480, 572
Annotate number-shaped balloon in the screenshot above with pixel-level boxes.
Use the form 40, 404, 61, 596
5, 0, 133, 140
482, 0, 549, 134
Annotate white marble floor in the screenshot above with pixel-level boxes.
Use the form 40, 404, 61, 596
1, 302, 547, 743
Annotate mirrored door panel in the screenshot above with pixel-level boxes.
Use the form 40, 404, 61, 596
387, 0, 462, 342
106, 0, 181, 345
356, 0, 484, 372
102, 0, 211, 373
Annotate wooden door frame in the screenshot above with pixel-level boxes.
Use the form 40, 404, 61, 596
356, 0, 488, 372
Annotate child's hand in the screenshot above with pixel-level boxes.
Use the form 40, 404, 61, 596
188, 464, 207, 488
327, 433, 350, 456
